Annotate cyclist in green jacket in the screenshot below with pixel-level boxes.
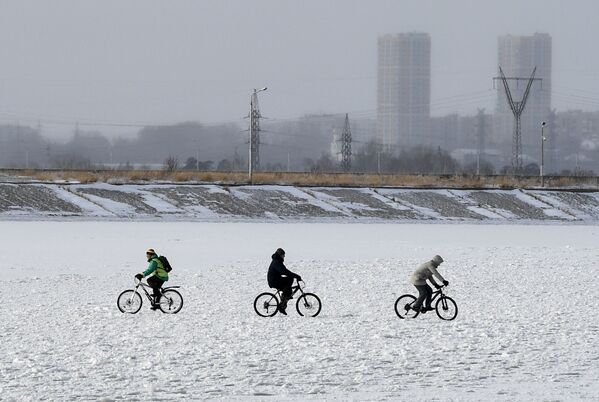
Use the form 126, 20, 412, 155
135, 248, 169, 310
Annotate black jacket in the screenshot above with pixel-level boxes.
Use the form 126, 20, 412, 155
267, 253, 300, 287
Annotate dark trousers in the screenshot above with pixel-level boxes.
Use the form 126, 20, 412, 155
147, 276, 165, 303
272, 276, 294, 299
413, 284, 433, 310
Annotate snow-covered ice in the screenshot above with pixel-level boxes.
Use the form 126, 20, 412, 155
1, 222, 598, 400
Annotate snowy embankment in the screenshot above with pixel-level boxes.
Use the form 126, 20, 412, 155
2, 182, 599, 222
1, 223, 598, 400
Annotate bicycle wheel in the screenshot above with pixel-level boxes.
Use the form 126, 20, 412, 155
394, 294, 419, 319
296, 293, 322, 317
117, 290, 142, 314
254, 292, 279, 317
435, 296, 458, 321
159, 289, 184, 314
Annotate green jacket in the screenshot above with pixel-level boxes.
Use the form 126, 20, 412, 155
143, 254, 169, 281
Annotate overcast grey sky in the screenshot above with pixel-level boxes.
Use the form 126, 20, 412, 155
1, 0, 598, 138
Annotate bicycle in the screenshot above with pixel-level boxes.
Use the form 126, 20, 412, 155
117, 278, 184, 314
254, 279, 322, 317
394, 285, 458, 320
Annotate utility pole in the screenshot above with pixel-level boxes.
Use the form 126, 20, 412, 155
249, 87, 267, 181
541, 121, 547, 187
494, 66, 541, 173
340, 113, 352, 172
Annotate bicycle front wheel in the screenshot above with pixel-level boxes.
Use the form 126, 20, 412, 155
254, 292, 279, 317
435, 296, 458, 321
117, 290, 142, 314
394, 294, 419, 319
159, 289, 184, 314
296, 293, 322, 317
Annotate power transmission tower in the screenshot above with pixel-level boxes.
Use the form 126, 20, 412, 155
249, 88, 266, 178
340, 113, 352, 172
494, 66, 541, 173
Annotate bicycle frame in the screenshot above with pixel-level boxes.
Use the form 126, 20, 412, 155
132, 281, 155, 303
429, 287, 445, 305
274, 280, 306, 300
405, 286, 448, 311
131, 279, 181, 304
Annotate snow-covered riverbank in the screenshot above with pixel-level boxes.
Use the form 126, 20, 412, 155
2, 182, 599, 222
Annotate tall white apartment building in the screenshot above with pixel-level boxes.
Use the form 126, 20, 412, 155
377, 33, 431, 151
495, 33, 552, 165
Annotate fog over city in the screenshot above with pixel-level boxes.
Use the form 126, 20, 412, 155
1, 0, 598, 173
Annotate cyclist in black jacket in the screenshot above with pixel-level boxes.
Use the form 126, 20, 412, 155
267, 248, 302, 315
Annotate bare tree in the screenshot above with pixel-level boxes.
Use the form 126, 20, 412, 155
164, 155, 179, 172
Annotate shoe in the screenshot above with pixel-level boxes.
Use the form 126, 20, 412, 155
150, 304, 160, 310
277, 306, 288, 315
422, 306, 434, 312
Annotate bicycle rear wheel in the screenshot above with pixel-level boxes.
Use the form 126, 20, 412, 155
254, 292, 279, 317
296, 293, 321, 317
394, 294, 419, 319
117, 290, 142, 314
159, 289, 183, 314
435, 296, 458, 321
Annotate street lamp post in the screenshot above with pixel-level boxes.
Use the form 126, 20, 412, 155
249, 87, 267, 182
540, 121, 547, 187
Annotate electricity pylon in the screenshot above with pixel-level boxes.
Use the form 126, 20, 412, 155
340, 113, 352, 172
249, 87, 266, 180
495, 66, 541, 173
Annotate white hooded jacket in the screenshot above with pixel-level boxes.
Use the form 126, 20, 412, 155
410, 260, 445, 286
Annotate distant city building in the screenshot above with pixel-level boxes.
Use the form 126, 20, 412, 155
330, 128, 342, 162
377, 33, 431, 151
553, 110, 599, 174
495, 33, 552, 166
431, 112, 502, 170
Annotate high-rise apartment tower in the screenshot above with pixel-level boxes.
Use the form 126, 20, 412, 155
377, 33, 431, 151
495, 33, 552, 165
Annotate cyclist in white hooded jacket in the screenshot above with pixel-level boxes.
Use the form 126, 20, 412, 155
410, 255, 448, 313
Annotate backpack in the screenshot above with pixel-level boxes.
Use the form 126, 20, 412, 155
158, 255, 173, 273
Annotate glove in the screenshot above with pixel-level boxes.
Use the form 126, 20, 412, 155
443, 280, 449, 286
135, 273, 143, 280
434, 284, 441, 289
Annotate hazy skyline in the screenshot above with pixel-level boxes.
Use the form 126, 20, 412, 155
1, 0, 599, 138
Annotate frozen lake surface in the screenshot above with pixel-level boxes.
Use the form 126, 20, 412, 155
1, 222, 599, 400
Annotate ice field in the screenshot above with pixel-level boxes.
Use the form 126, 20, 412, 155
1, 222, 599, 401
